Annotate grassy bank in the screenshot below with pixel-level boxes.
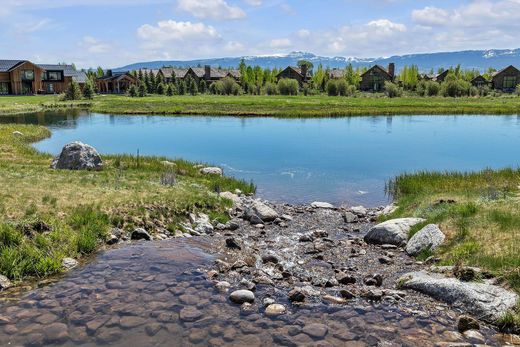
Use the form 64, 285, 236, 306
0, 124, 253, 284
387, 169, 520, 294
1, 94, 520, 117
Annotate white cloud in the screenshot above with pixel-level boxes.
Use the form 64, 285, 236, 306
244, 0, 262, 5
177, 0, 246, 20
269, 38, 292, 49
81, 36, 111, 54
138, 20, 220, 43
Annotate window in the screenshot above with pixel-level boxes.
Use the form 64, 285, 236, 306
22, 70, 34, 81
0, 82, 9, 95
44, 71, 63, 81
503, 76, 517, 89
47, 83, 54, 93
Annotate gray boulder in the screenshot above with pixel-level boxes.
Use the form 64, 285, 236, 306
364, 218, 425, 246
61, 257, 78, 270
406, 224, 445, 256
131, 228, 151, 241
311, 201, 334, 209
229, 290, 255, 304
350, 206, 367, 216
250, 200, 278, 222
399, 271, 519, 323
0, 275, 12, 291
51, 141, 103, 170
342, 211, 358, 223
200, 167, 223, 176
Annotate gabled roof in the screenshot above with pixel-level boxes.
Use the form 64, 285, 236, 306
491, 65, 520, 77
98, 71, 136, 82
227, 70, 241, 79
277, 66, 304, 78
471, 75, 488, 83
361, 65, 392, 79
0, 60, 28, 72
329, 69, 344, 79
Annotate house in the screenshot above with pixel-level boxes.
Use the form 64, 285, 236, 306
471, 75, 489, 88
96, 70, 137, 94
491, 65, 520, 92
421, 70, 449, 83
276, 66, 310, 86
0, 60, 86, 95
155, 66, 240, 84
359, 63, 395, 92
329, 69, 344, 79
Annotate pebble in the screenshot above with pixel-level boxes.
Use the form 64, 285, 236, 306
229, 290, 255, 304
265, 304, 287, 316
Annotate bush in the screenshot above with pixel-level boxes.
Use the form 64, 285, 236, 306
384, 81, 402, 98
199, 80, 207, 94
264, 82, 278, 95
337, 79, 348, 96
212, 77, 241, 95
83, 80, 95, 100
127, 84, 138, 97
516, 84, 520, 96
63, 81, 82, 101
345, 85, 357, 97
478, 85, 490, 97
440, 77, 472, 97
326, 80, 338, 96
277, 78, 299, 96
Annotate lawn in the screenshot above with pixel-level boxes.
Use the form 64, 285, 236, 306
1, 94, 520, 117
0, 124, 253, 283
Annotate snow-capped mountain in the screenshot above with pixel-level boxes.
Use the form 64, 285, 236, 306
115, 49, 520, 72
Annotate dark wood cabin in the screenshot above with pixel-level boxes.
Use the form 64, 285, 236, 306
491, 65, 520, 92
276, 66, 310, 86
96, 71, 137, 94
0, 60, 44, 95
359, 63, 395, 92
470, 75, 489, 88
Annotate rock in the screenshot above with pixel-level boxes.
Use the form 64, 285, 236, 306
225, 221, 240, 231
51, 141, 103, 170
12, 131, 23, 137
362, 289, 383, 301
0, 275, 12, 291
261, 253, 280, 264
281, 214, 293, 221
225, 238, 241, 249
220, 192, 241, 206
336, 272, 356, 285
405, 224, 445, 256
265, 304, 286, 316
322, 295, 346, 304
179, 307, 203, 322
288, 288, 305, 302
131, 228, 151, 241
399, 271, 519, 323
215, 281, 231, 293
302, 323, 328, 339
61, 257, 78, 270
240, 279, 256, 292
44, 322, 69, 344
363, 274, 383, 287
250, 201, 278, 222
350, 206, 367, 216
342, 212, 358, 223
200, 167, 223, 176
462, 329, 486, 343
311, 202, 334, 209
161, 160, 175, 167
106, 233, 119, 245
229, 290, 255, 304
457, 315, 480, 333
339, 289, 355, 299
262, 297, 275, 307
249, 214, 264, 225
378, 256, 393, 264
364, 218, 425, 246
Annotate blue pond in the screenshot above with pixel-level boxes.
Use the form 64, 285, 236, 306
8, 111, 520, 206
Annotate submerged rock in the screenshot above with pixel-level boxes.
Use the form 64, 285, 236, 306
457, 315, 480, 333
405, 224, 445, 256
364, 218, 425, 246
399, 271, 519, 323
51, 141, 103, 170
265, 304, 286, 316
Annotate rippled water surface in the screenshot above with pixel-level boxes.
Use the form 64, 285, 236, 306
5, 111, 520, 206
0, 239, 497, 346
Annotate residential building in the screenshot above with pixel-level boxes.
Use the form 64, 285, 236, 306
470, 75, 489, 88
359, 63, 395, 92
96, 70, 137, 94
276, 66, 310, 86
491, 65, 520, 92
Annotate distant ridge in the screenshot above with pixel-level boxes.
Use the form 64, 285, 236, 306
115, 49, 520, 73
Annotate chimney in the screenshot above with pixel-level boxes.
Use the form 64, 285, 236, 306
204, 65, 211, 80
301, 64, 308, 78
106, 69, 113, 77
388, 63, 395, 79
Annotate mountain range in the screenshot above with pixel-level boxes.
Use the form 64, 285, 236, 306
115, 49, 520, 73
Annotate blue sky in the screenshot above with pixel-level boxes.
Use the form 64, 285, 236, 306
1, 0, 520, 68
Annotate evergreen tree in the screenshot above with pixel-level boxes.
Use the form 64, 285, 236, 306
156, 83, 165, 95
238, 59, 247, 85
143, 70, 149, 90
177, 80, 186, 95
138, 69, 144, 82
138, 81, 147, 97
83, 79, 95, 99
188, 77, 198, 95
96, 66, 104, 77
165, 83, 174, 96
148, 71, 156, 93
127, 84, 138, 97
63, 81, 82, 100
199, 80, 207, 94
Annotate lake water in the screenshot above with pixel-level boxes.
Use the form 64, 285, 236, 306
5, 111, 520, 206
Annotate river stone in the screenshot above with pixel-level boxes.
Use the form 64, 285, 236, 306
405, 224, 445, 256
342, 212, 358, 223
44, 322, 69, 344
251, 201, 278, 222
200, 167, 223, 176
62, 257, 78, 270
131, 228, 151, 241
265, 304, 286, 316
229, 290, 255, 304
364, 218, 425, 246
311, 202, 334, 209
399, 271, 519, 323
0, 275, 12, 291
51, 141, 103, 170
302, 323, 328, 339
179, 307, 203, 322
350, 206, 367, 216
457, 315, 480, 333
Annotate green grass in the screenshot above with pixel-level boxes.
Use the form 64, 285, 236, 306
1, 94, 520, 117
387, 168, 520, 293
0, 123, 254, 283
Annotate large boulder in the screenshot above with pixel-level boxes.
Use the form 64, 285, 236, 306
250, 200, 278, 222
200, 167, 223, 176
405, 224, 445, 256
399, 271, 519, 323
364, 218, 425, 246
51, 142, 103, 170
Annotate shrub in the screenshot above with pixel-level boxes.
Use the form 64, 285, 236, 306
63, 81, 82, 100
264, 82, 278, 95
426, 81, 440, 96
326, 80, 338, 96
83, 80, 95, 100
277, 78, 299, 96
384, 81, 402, 98
212, 77, 241, 95
345, 85, 357, 97
440, 78, 472, 97
127, 84, 138, 97
516, 84, 520, 96
336, 79, 348, 96
478, 85, 490, 97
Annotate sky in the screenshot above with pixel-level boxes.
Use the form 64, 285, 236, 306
1, 0, 520, 68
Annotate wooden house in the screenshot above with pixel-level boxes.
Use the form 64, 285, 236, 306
276, 66, 310, 86
470, 75, 489, 88
359, 63, 395, 92
96, 70, 137, 94
38, 64, 87, 94
421, 70, 449, 83
491, 65, 520, 92
157, 66, 240, 84
329, 69, 344, 79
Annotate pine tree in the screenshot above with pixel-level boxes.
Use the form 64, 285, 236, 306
177, 80, 186, 95
63, 81, 82, 100
156, 83, 165, 95
138, 81, 147, 97
138, 69, 144, 82
149, 71, 156, 93
127, 84, 138, 97
199, 80, 207, 94
165, 83, 174, 96
188, 78, 198, 95
83, 79, 95, 99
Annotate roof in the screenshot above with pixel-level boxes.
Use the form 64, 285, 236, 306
277, 66, 304, 78
0, 60, 28, 72
491, 65, 520, 77
329, 69, 344, 79
361, 65, 392, 78
98, 71, 136, 82
471, 75, 488, 82
227, 70, 241, 79
38, 64, 88, 83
